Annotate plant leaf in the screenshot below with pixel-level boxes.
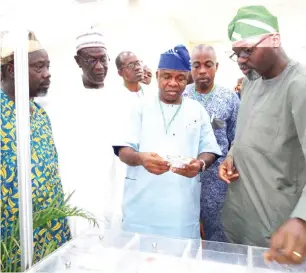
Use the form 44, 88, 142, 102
1, 190, 99, 272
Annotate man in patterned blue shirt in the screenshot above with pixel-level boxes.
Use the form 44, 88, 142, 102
184, 44, 240, 242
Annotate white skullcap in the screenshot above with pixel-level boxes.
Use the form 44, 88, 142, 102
75, 28, 107, 52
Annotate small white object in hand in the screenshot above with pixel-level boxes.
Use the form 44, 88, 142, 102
152, 242, 157, 251
166, 155, 192, 169
65, 261, 71, 269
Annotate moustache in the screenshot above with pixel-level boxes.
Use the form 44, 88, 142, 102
239, 64, 249, 70
238, 64, 260, 81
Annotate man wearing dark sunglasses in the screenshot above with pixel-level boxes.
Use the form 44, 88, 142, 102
219, 5, 306, 265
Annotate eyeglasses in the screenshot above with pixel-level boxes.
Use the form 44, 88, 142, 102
229, 35, 271, 62
121, 60, 143, 70
78, 54, 109, 66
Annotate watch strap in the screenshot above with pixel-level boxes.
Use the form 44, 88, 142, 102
199, 159, 206, 172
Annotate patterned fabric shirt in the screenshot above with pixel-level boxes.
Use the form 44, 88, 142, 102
0, 90, 71, 263
183, 84, 240, 161
183, 84, 240, 242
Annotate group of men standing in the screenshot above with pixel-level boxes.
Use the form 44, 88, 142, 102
1, 4, 306, 269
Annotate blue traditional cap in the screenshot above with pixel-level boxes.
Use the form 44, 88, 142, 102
158, 45, 191, 72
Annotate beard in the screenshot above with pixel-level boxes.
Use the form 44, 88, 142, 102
30, 89, 48, 98
198, 82, 209, 90
246, 69, 261, 81
37, 90, 48, 97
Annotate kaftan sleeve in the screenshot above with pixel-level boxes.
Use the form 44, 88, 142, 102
226, 92, 240, 145
289, 82, 306, 221
198, 106, 222, 156
112, 99, 142, 156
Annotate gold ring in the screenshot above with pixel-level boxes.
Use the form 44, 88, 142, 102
292, 251, 302, 258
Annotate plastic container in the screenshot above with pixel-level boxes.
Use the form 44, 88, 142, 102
26, 229, 306, 273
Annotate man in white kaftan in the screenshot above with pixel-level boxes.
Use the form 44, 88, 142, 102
48, 29, 125, 237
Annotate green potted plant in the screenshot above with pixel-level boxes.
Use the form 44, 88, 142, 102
1, 190, 99, 272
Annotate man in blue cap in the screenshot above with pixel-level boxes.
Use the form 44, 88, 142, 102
113, 45, 221, 239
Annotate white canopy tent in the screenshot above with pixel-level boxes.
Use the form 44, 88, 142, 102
1, 0, 306, 86
1, 0, 306, 270
1, 0, 305, 90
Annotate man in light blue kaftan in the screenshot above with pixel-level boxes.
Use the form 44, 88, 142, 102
113, 45, 221, 239
184, 45, 240, 241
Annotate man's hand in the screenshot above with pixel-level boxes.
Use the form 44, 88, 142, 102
264, 218, 306, 264
171, 158, 201, 178
218, 155, 239, 183
139, 152, 170, 175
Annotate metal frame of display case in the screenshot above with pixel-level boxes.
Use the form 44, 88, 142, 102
13, 29, 34, 271
13, 29, 33, 270
1, 29, 34, 271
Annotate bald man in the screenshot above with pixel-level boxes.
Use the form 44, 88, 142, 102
116, 51, 145, 97
142, 65, 152, 85
183, 44, 240, 242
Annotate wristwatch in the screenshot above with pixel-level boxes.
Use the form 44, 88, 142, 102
199, 159, 206, 173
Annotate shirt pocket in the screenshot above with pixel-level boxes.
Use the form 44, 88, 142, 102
185, 119, 201, 135
243, 112, 280, 154
125, 166, 139, 180
211, 118, 226, 130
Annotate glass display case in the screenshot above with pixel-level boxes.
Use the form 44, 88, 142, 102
26, 228, 306, 273
2, 2, 306, 273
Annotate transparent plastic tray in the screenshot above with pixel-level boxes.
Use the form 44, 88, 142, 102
251, 246, 306, 273
133, 233, 191, 257
27, 229, 138, 273
26, 228, 306, 273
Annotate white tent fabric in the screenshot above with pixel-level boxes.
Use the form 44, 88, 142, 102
1, 0, 306, 234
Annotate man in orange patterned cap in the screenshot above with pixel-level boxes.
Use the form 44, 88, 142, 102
1, 31, 71, 267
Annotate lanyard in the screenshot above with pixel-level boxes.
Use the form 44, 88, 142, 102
135, 85, 144, 96
193, 84, 215, 103
158, 98, 183, 134
140, 86, 144, 96
124, 84, 144, 96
